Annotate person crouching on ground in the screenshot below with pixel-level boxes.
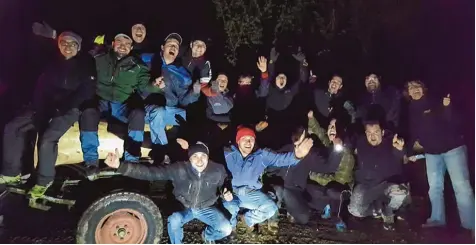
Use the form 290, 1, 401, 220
104, 142, 233, 244
222, 126, 313, 235
348, 121, 408, 231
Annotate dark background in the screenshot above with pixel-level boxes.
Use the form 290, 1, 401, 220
0, 0, 474, 183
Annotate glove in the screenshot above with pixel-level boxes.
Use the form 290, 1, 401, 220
193, 81, 201, 94
32, 21, 56, 39
269, 47, 280, 63
211, 80, 220, 93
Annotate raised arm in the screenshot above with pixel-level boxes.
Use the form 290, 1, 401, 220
256, 56, 270, 98
307, 111, 331, 147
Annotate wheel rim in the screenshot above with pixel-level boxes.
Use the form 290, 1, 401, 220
95, 208, 148, 244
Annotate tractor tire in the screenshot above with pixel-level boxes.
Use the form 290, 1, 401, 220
76, 192, 162, 244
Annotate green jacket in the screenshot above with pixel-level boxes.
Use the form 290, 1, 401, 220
95, 52, 162, 102
307, 117, 354, 186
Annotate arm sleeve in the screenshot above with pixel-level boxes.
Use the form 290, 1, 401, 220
308, 116, 332, 147
199, 61, 212, 84
136, 64, 163, 94
256, 72, 270, 98
261, 148, 300, 167
116, 162, 174, 181
179, 88, 200, 106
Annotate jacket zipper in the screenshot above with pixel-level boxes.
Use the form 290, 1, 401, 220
110, 60, 119, 101
193, 172, 202, 208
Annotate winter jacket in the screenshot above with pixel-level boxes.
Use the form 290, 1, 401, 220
408, 95, 464, 154
95, 51, 162, 103
356, 87, 401, 130
206, 89, 233, 123
224, 145, 301, 190
307, 117, 354, 186
182, 54, 212, 84
354, 134, 405, 186
148, 54, 199, 107
117, 160, 227, 209
33, 54, 96, 119
232, 72, 269, 125
266, 144, 328, 190
313, 89, 356, 124
261, 62, 308, 112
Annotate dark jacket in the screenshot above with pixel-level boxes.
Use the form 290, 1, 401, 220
354, 134, 405, 186
33, 54, 96, 119
313, 89, 356, 125
232, 72, 269, 125
117, 161, 227, 209
262, 62, 308, 112
266, 144, 328, 190
95, 51, 161, 103
182, 53, 212, 84
224, 145, 300, 190
356, 87, 401, 130
206, 89, 234, 123
408, 95, 464, 154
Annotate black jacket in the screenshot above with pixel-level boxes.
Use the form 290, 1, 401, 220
313, 89, 355, 125
117, 161, 227, 209
354, 134, 405, 186
266, 144, 329, 190
408, 95, 464, 154
32, 54, 96, 119
356, 87, 401, 130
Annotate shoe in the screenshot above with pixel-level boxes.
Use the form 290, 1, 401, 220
0, 175, 21, 186
83, 161, 99, 179
286, 212, 295, 223
201, 231, 215, 244
28, 182, 52, 199
267, 220, 279, 234
321, 204, 331, 219
162, 155, 171, 165
421, 220, 446, 228
383, 222, 395, 231
335, 220, 347, 232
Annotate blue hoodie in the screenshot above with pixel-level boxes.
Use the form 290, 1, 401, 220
224, 145, 300, 190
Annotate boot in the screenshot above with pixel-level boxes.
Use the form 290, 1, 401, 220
28, 182, 52, 199
0, 175, 21, 186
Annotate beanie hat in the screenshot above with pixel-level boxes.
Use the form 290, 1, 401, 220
58, 31, 82, 51
188, 141, 209, 158
235, 126, 256, 144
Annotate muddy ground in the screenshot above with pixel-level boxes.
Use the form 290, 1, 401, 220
0, 191, 473, 244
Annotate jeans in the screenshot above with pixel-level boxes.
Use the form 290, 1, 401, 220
223, 188, 278, 227
425, 145, 474, 230
79, 100, 145, 163
2, 109, 80, 186
348, 182, 409, 221
145, 105, 186, 146
167, 206, 232, 244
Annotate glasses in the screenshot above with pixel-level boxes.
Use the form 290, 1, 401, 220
60, 41, 78, 48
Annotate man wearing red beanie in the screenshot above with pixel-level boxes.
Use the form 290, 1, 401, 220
222, 126, 314, 235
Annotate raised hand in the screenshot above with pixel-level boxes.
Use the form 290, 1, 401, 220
193, 81, 202, 94
153, 77, 166, 89
295, 138, 314, 159
105, 148, 121, 168
222, 188, 233, 202
270, 47, 280, 63
307, 110, 314, 119
292, 47, 307, 64
443, 94, 451, 107
211, 80, 220, 93
392, 134, 405, 151
257, 56, 268, 73
32, 21, 56, 39
176, 138, 189, 150
255, 121, 268, 132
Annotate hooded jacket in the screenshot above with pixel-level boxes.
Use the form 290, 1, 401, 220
224, 145, 300, 190
117, 160, 227, 209
33, 54, 96, 119
408, 95, 464, 154
181, 52, 212, 84
356, 86, 401, 130
313, 89, 356, 124
95, 51, 162, 103
206, 89, 234, 123
354, 133, 405, 186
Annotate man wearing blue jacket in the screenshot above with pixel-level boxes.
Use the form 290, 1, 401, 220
222, 126, 314, 234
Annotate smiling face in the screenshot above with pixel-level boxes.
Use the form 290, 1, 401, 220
113, 36, 133, 58
328, 76, 343, 94
275, 73, 287, 89
131, 24, 146, 43
161, 38, 180, 64
58, 37, 79, 59
407, 81, 424, 100
365, 124, 384, 146
216, 74, 228, 92
365, 74, 380, 92
327, 119, 337, 141
189, 152, 209, 173
191, 40, 207, 58
238, 135, 255, 156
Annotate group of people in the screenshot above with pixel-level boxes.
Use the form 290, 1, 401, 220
0, 21, 473, 243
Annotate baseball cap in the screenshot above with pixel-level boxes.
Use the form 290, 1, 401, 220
114, 33, 133, 41
164, 32, 183, 45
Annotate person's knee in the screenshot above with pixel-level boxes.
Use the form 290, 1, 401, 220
259, 200, 278, 218
218, 221, 233, 236
128, 108, 145, 130
452, 179, 473, 196
223, 201, 240, 216
80, 108, 100, 131
167, 212, 183, 230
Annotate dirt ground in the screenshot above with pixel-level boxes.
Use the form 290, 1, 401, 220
0, 192, 473, 244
